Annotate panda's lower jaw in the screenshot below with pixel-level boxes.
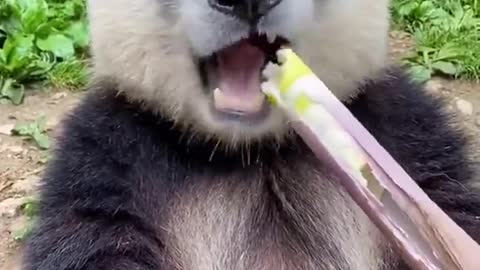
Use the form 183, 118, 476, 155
202, 33, 289, 123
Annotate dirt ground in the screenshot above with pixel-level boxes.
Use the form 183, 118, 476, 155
1, 31, 479, 270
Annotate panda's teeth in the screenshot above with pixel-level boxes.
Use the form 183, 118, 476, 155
267, 33, 276, 44
213, 87, 265, 113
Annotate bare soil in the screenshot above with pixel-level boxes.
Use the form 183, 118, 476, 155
1, 31, 479, 270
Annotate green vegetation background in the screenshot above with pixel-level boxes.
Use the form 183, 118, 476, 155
0, 0, 479, 106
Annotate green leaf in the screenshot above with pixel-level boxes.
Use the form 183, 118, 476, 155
63, 1, 77, 18
21, 199, 39, 218
396, 2, 419, 17
36, 34, 75, 59
0, 78, 25, 105
12, 115, 47, 134
37, 115, 47, 131
19, 0, 48, 34
65, 21, 89, 48
431, 61, 457, 75
0, 1, 23, 34
417, 1, 435, 17
13, 199, 40, 246
3, 34, 35, 70
27, 55, 55, 77
12, 122, 36, 136
34, 22, 57, 39
15, 0, 39, 11
11, 116, 50, 149
409, 65, 432, 83
0, 49, 6, 65
33, 130, 50, 149
435, 44, 465, 61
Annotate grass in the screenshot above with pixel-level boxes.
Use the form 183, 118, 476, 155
0, 0, 89, 105
0, 0, 478, 105
391, 0, 480, 82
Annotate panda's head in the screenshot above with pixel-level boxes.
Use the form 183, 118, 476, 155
88, 0, 390, 146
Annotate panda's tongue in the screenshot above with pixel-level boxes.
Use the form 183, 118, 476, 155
214, 41, 266, 114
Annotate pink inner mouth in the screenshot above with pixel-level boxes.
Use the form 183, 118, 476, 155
213, 40, 267, 114
208, 34, 289, 117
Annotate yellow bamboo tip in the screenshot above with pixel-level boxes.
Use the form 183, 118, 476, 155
277, 48, 314, 93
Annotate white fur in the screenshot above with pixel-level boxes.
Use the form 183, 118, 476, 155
87, 0, 390, 144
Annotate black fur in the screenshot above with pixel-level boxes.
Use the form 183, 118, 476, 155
22, 66, 480, 270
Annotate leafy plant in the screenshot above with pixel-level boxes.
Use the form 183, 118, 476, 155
0, 0, 89, 104
392, 0, 480, 81
13, 198, 39, 242
11, 115, 51, 149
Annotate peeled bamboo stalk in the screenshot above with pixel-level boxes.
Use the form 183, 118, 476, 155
260, 48, 480, 270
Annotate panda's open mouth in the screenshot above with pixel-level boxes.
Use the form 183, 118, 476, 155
200, 33, 290, 120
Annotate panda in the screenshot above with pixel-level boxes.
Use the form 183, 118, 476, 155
22, 0, 480, 269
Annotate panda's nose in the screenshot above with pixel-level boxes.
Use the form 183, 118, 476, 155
208, 0, 282, 24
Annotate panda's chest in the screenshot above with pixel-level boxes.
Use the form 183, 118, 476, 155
161, 171, 385, 270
